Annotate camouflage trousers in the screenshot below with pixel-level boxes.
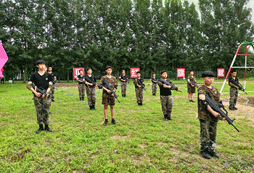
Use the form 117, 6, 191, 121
86, 86, 96, 106
50, 84, 55, 100
199, 119, 217, 153
121, 82, 127, 95
160, 95, 173, 115
135, 88, 143, 103
34, 96, 51, 125
152, 83, 157, 95
78, 84, 85, 97
229, 88, 238, 109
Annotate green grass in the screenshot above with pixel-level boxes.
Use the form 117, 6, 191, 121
0, 80, 254, 172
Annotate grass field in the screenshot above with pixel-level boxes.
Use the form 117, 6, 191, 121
0, 80, 254, 172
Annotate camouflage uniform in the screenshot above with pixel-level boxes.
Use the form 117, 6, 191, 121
228, 77, 238, 109
187, 76, 196, 93
34, 96, 51, 125
198, 85, 220, 153
78, 83, 85, 98
51, 84, 55, 100
134, 78, 144, 104
119, 75, 128, 96
100, 75, 118, 106
160, 95, 173, 115
86, 86, 96, 107
151, 77, 157, 95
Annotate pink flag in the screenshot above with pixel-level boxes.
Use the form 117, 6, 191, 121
0, 43, 8, 78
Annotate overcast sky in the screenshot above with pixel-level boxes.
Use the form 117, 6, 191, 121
185, 0, 254, 23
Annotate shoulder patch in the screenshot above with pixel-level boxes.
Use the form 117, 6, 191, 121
198, 90, 205, 94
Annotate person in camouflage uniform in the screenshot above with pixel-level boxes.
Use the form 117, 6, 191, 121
158, 70, 181, 120
187, 70, 197, 103
133, 71, 145, 106
48, 66, 56, 102
119, 70, 128, 97
77, 70, 86, 101
151, 73, 158, 96
99, 66, 118, 126
85, 67, 97, 110
26, 60, 53, 134
228, 69, 242, 110
198, 71, 225, 159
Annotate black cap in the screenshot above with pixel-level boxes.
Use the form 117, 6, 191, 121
36, 60, 46, 65
202, 71, 215, 78
105, 66, 112, 70
136, 71, 141, 74
86, 67, 92, 71
160, 70, 167, 75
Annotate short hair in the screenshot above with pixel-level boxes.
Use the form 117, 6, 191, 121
79, 69, 83, 73
86, 67, 92, 71
105, 66, 112, 70
201, 71, 215, 78
231, 69, 237, 73
136, 71, 141, 74
160, 70, 167, 75
122, 70, 125, 72
189, 70, 194, 74
36, 60, 46, 65
152, 72, 155, 75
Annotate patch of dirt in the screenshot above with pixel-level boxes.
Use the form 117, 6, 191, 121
138, 144, 146, 149
110, 135, 128, 141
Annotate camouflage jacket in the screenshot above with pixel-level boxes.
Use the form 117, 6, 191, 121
198, 85, 220, 122
100, 75, 118, 98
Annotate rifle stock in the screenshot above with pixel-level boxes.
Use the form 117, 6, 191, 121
230, 79, 247, 94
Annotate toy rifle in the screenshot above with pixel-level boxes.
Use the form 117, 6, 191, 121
103, 79, 120, 103
192, 82, 240, 132
159, 79, 182, 92
229, 79, 247, 94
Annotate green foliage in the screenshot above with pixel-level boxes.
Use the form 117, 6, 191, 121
1, 0, 253, 80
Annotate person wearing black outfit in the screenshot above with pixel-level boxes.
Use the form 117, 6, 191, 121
119, 70, 128, 97
158, 70, 180, 120
77, 70, 86, 101
85, 67, 97, 110
26, 60, 53, 134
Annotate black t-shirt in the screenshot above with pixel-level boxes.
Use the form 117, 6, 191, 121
134, 78, 144, 88
29, 72, 53, 90
77, 75, 85, 84
48, 72, 56, 83
151, 77, 157, 84
158, 78, 173, 96
120, 75, 128, 82
228, 76, 239, 87
85, 74, 96, 87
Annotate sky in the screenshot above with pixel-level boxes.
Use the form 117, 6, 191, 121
185, 0, 254, 23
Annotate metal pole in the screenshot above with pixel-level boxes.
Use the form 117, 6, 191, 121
244, 45, 247, 89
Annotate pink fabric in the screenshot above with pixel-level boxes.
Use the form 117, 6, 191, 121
0, 43, 8, 78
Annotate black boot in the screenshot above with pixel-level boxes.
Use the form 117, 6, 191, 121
80, 97, 82, 101
52, 99, 55, 102
201, 149, 211, 159
164, 114, 169, 121
103, 119, 108, 126
140, 102, 143, 106
45, 124, 52, 132
112, 118, 116, 124
167, 114, 173, 120
82, 97, 85, 101
93, 105, 96, 110
89, 106, 93, 110
36, 124, 44, 134
208, 150, 219, 158
122, 94, 124, 97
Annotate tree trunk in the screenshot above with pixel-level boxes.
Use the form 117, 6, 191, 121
67, 71, 70, 83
